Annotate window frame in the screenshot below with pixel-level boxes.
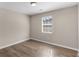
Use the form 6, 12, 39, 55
42, 16, 52, 33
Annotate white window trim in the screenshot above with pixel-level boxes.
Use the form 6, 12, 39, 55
42, 16, 52, 33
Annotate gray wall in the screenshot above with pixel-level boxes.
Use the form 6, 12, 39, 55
0, 9, 30, 48
78, 4, 79, 56
30, 6, 78, 50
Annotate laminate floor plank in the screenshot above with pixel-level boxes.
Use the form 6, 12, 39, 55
0, 39, 77, 57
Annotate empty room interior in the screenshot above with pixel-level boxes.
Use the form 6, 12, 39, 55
0, 2, 78, 57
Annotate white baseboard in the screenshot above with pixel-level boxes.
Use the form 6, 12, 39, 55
30, 38, 79, 51
0, 38, 30, 49
0, 37, 78, 52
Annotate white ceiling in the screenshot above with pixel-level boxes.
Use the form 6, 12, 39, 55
0, 2, 77, 15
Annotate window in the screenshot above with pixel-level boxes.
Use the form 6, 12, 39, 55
42, 16, 52, 33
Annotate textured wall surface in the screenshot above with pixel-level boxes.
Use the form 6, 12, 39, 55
0, 9, 30, 48
30, 6, 78, 50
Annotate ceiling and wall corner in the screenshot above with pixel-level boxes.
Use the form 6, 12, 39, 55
0, 2, 77, 15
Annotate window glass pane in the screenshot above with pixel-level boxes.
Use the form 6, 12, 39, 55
42, 16, 52, 33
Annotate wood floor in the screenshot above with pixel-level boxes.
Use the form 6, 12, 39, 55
0, 39, 78, 57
